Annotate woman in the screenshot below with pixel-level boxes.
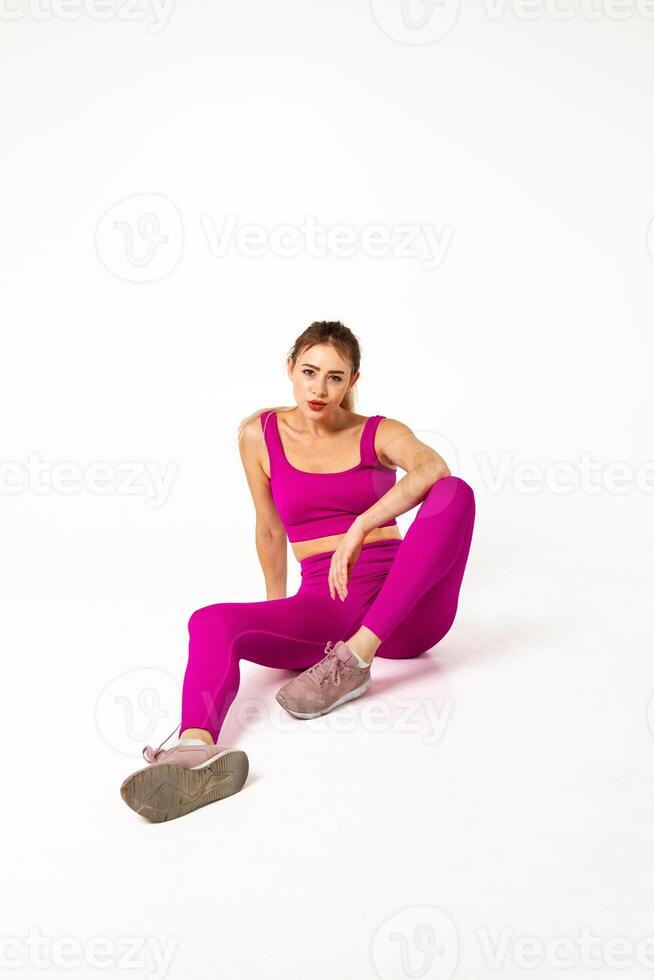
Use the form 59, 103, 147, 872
120, 320, 476, 822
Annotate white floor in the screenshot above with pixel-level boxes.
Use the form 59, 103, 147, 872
4, 488, 653, 980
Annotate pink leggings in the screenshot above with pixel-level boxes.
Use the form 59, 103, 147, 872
180, 475, 475, 742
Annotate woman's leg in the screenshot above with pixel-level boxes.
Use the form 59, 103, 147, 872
180, 477, 474, 742
356, 476, 476, 656
180, 591, 359, 743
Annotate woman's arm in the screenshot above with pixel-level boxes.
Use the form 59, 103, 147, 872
255, 530, 288, 600
355, 417, 451, 534
239, 414, 288, 599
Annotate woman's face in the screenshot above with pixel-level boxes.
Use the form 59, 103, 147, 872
287, 345, 358, 416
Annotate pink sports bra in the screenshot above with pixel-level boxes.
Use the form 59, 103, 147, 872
259, 410, 398, 543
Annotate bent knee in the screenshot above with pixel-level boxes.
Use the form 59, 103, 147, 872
448, 475, 475, 505
422, 475, 475, 517
188, 603, 227, 632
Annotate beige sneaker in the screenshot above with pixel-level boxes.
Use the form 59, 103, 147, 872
120, 736, 249, 822
275, 640, 371, 719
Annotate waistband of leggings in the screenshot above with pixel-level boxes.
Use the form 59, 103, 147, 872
299, 536, 401, 571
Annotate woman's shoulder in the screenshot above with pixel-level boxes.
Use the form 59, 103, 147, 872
237, 408, 276, 454
240, 406, 283, 431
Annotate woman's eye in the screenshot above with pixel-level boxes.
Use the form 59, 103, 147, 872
302, 369, 341, 382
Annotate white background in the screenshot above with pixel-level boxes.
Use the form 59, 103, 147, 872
1, 1, 653, 978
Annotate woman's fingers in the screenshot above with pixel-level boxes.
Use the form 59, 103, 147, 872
338, 563, 348, 599
329, 560, 348, 601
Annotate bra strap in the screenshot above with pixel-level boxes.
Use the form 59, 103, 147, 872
260, 410, 283, 470
361, 415, 384, 467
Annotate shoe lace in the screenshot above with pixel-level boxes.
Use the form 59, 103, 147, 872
305, 641, 347, 688
142, 719, 181, 764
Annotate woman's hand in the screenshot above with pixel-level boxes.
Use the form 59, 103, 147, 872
329, 522, 367, 601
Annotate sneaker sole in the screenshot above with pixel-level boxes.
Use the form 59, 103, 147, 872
120, 749, 249, 823
275, 676, 371, 719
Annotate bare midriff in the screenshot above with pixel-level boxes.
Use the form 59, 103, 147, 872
259, 410, 404, 562
290, 524, 403, 562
